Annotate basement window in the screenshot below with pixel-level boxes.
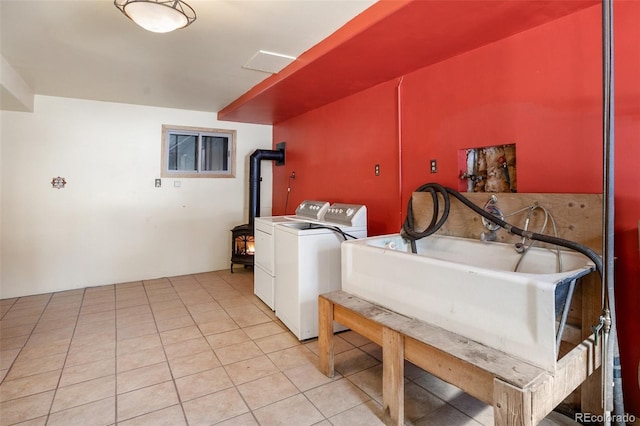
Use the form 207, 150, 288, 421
161, 125, 236, 178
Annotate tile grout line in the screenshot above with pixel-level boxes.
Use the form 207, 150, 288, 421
113, 284, 121, 425
1, 293, 54, 384
3, 293, 60, 424
181, 273, 262, 424
216, 273, 333, 425
146, 276, 191, 426
191, 274, 263, 425
2, 272, 424, 421
175, 272, 305, 425
43, 289, 82, 425
0, 298, 18, 321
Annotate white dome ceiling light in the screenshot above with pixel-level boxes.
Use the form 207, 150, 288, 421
114, 0, 196, 33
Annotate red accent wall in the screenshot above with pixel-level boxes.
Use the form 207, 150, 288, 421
272, 80, 402, 236
400, 9, 603, 196
272, 3, 640, 414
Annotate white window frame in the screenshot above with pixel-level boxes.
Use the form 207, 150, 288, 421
161, 125, 236, 178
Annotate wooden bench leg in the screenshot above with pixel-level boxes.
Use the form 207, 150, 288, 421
318, 296, 335, 377
493, 379, 533, 426
383, 327, 404, 426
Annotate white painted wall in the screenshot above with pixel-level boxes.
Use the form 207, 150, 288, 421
0, 96, 273, 298
1, 55, 35, 112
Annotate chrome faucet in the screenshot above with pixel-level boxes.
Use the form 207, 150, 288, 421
480, 195, 503, 241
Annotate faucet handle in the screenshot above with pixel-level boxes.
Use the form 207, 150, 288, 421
482, 205, 503, 231
483, 194, 498, 208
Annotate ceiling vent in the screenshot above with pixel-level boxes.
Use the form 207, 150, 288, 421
243, 50, 296, 74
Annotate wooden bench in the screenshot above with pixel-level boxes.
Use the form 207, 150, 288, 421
318, 291, 600, 426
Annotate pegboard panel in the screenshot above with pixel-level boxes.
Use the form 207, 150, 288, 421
411, 192, 603, 253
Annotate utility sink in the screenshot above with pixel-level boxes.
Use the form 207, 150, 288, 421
341, 234, 596, 371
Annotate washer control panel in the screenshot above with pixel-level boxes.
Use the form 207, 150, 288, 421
295, 200, 330, 221
324, 204, 367, 227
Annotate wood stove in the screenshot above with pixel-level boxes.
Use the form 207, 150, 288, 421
230, 144, 285, 273
230, 224, 255, 273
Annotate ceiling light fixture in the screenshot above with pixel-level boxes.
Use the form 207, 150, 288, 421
114, 0, 196, 33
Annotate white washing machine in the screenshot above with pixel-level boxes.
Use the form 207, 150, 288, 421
274, 204, 367, 340
253, 201, 330, 310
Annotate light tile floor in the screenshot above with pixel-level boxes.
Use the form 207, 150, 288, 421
0, 269, 579, 425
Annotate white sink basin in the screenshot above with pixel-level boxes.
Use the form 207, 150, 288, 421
341, 234, 596, 371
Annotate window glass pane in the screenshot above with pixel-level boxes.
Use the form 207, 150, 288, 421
169, 134, 197, 171
162, 125, 235, 178
201, 136, 229, 172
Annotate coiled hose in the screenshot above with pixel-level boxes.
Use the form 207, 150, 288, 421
400, 183, 603, 278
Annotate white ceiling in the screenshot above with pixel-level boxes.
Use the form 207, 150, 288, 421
0, 0, 375, 114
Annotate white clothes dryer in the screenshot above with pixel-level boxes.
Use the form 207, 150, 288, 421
274, 204, 367, 340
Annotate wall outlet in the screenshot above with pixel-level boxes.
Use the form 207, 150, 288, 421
430, 159, 437, 173
375, 164, 380, 176
155, 178, 161, 187
174, 181, 181, 188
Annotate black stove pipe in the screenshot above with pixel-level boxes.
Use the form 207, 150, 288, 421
248, 145, 285, 228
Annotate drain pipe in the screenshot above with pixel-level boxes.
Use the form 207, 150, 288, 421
248, 144, 286, 228
601, 0, 625, 423
397, 77, 405, 229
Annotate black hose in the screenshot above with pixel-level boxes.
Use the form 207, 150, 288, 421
304, 223, 357, 241
401, 183, 603, 278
